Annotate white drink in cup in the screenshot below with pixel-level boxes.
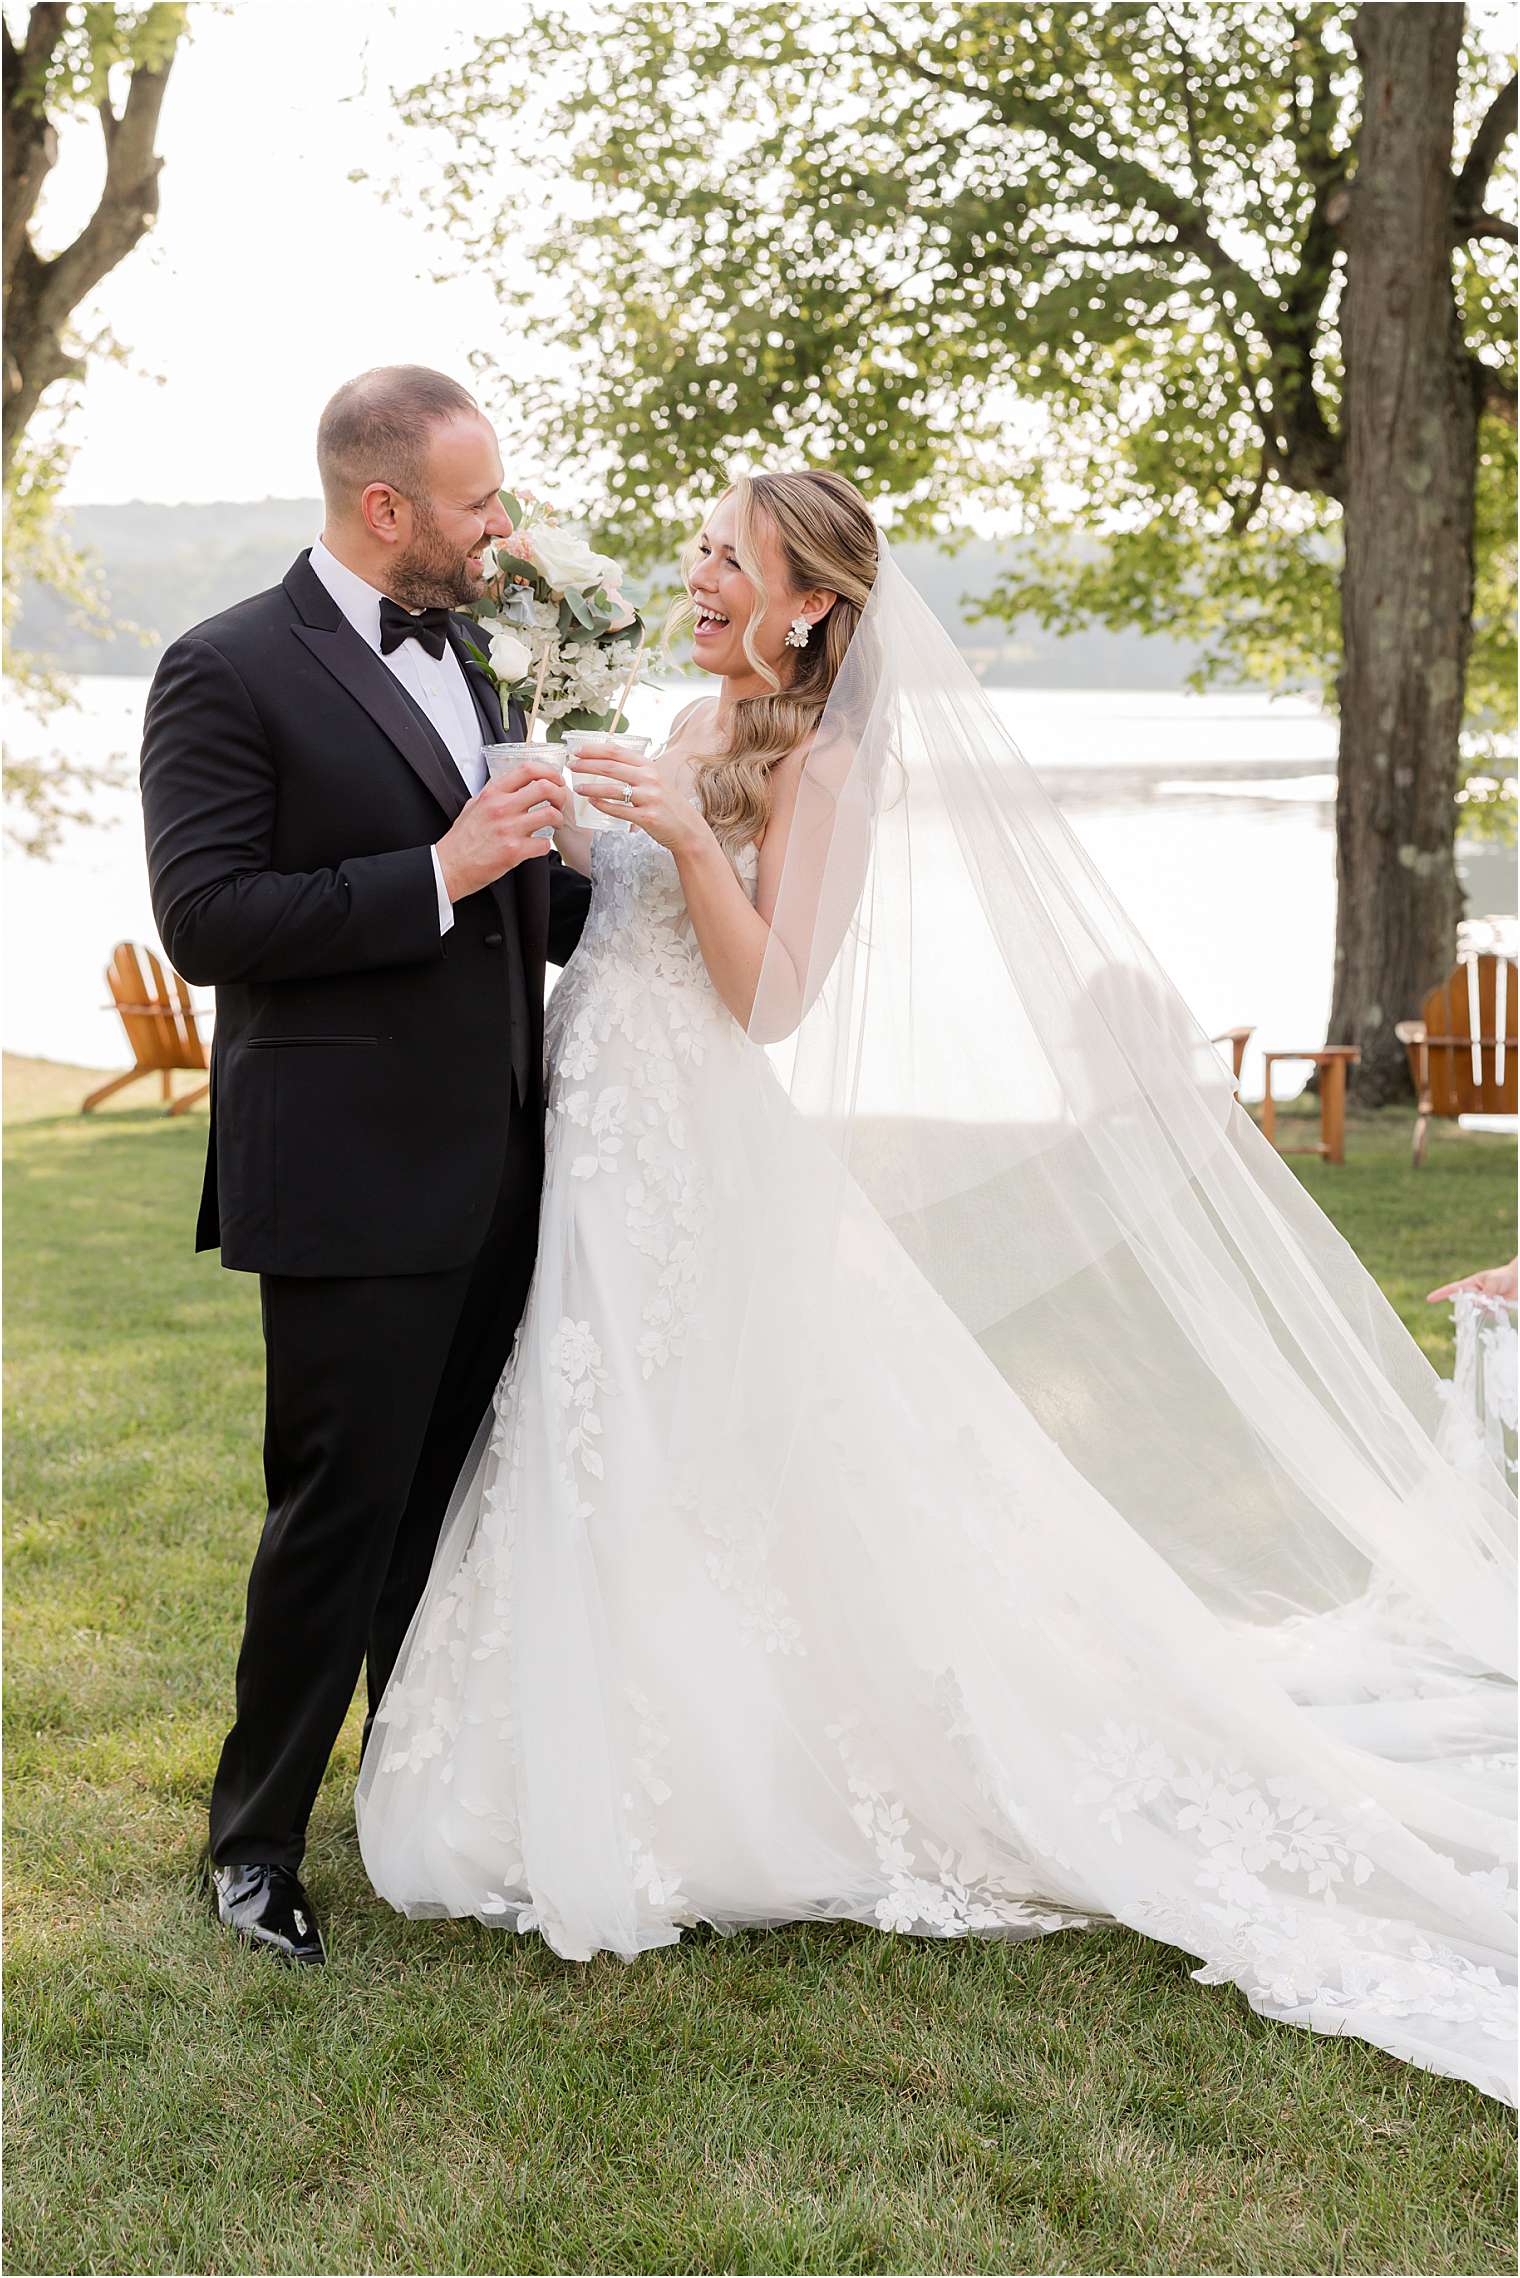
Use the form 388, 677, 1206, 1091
561, 731, 652, 834
482, 741, 565, 839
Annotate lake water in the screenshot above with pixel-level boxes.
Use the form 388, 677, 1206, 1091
6, 674, 1514, 1102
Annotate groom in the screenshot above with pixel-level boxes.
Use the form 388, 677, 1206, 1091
140, 366, 590, 1963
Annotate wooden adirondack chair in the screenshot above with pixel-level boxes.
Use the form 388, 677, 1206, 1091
1211, 1024, 1254, 1089
81, 942, 210, 1117
1395, 952, 1518, 1168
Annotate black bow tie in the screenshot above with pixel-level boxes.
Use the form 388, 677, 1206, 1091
378, 597, 453, 660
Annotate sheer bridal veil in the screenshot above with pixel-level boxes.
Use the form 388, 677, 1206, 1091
733, 538, 1512, 1661
679, 531, 1515, 2089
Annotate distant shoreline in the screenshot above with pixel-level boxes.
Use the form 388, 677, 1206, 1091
25, 665, 1321, 709
14, 499, 1271, 695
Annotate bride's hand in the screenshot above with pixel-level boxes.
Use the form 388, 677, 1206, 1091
569, 745, 704, 854
1426, 1256, 1519, 1304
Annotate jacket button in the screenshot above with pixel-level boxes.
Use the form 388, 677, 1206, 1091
484, 931, 504, 948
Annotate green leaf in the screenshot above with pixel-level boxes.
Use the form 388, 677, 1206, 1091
557, 596, 604, 645
491, 550, 542, 589
553, 706, 621, 740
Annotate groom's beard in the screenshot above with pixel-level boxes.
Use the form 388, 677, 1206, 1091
388, 503, 484, 612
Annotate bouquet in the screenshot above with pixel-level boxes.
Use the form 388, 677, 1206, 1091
463, 492, 645, 739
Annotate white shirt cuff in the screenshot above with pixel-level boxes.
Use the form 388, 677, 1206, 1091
431, 845, 455, 935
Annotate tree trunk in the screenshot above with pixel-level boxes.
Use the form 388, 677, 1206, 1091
1331, 3, 1477, 1106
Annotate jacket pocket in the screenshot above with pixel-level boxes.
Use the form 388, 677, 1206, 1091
244, 1035, 381, 1050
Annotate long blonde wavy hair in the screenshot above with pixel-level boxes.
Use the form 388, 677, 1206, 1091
669, 471, 879, 857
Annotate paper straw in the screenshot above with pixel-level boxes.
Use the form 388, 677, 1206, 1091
611, 624, 647, 733
525, 638, 552, 742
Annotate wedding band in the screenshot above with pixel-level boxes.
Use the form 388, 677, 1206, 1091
621, 784, 634, 804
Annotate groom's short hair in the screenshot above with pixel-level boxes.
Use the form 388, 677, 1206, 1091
317, 365, 479, 515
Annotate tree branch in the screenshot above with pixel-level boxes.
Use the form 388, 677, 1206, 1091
3, 13, 182, 482
857, 1, 1350, 503
2, 4, 69, 302
1479, 362, 1517, 427
1454, 70, 1517, 217
3, 2, 69, 112
1154, 0, 1295, 495
1262, 24, 1348, 499
1460, 210, 1518, 244
856, 10, 1001, 128
1026, 230, 1179, 259
37, 56, 173, 326
860, 2, 1272, 321
1157, 6, 1207, 198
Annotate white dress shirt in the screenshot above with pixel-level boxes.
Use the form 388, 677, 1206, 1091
308, 534, 486, 934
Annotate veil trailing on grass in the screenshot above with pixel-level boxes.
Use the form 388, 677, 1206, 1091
674, 537, 1516, 2094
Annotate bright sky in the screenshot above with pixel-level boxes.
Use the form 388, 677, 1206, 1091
22, 0, 1515, 510
35, 1, 547, 505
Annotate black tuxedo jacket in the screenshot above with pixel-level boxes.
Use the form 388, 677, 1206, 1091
140, 549, 591, 1277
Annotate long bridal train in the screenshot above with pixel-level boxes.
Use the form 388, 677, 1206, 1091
356, 545, 1515, 2106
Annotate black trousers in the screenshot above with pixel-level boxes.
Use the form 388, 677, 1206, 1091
208, 1106, 545, 1870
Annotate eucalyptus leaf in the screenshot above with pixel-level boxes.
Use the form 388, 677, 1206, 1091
555, 706, 618, 738
492, 550, 542, 590
557, 597, 603, 645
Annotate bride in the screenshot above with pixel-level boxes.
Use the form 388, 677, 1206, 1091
356, 470, 1516, 2104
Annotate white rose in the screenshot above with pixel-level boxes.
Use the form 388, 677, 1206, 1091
527, 522, 615, 594
486, 624, 535, 683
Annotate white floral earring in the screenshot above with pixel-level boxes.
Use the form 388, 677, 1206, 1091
785, 616, 811, 649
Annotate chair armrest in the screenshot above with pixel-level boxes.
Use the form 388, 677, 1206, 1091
103, 999, 208, 1021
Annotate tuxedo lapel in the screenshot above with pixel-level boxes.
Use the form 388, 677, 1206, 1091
438, 618, 535, 942
447, 618, 506, 744
284, 553, 468, 822
446, 618, 527, 743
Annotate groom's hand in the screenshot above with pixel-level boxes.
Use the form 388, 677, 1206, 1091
436, 760, 569, 903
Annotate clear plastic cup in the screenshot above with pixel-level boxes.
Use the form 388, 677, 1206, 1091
483, 741, 566, 839
561, 731, 651, 834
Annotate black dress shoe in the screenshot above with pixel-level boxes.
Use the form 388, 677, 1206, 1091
211, 1862, 327, 1965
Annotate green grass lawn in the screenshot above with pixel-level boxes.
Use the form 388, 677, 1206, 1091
5, 1057, 1516, 2277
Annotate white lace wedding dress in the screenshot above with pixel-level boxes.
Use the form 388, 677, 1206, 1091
356, 783, 1516, 2102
